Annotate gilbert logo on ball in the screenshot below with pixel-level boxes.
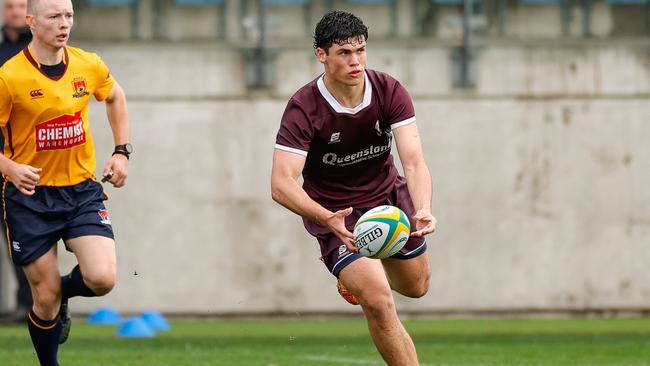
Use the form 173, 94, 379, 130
353, 205, 411, 259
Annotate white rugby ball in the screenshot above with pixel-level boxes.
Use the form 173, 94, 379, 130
353, 205, 411, 259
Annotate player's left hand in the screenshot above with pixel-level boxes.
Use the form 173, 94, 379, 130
410, 209, 436, 237
102, 154, 128, 188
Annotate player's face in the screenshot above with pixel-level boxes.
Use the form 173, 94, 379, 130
27, 0, 74, 49
317, 37, 367, 87
3, 0, 28, 29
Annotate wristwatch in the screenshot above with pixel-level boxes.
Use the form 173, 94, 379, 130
112, 143, 133, 159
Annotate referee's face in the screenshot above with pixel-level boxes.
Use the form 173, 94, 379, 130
28, 0, 74, 49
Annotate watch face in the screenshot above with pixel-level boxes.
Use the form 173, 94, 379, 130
123, 143, 133, 153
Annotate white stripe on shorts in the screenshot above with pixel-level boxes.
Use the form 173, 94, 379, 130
332, 252, 356, 274
401, 240, 427, 257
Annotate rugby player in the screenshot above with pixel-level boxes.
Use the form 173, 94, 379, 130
271, 11, 436, 366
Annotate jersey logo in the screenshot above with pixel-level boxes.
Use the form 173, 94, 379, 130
338, 244, 348, 258
98, 209, 112, 225
35, 112, 86, 151
375, 120, 382, 136
30, 89, 44, 99
72, 77, 90, 98
329, 132, 341, 144
12, 241, 21, 252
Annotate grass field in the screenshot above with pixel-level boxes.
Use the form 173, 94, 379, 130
1, 317, 649, 365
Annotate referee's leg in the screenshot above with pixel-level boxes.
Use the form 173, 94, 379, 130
23, 245, 63, 366
65, 236, 116, 296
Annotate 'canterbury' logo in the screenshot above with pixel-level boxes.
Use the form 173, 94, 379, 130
30, 89, 44, 98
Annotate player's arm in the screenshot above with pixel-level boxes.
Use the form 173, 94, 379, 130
393, 122, 436, 237
271, 149, 357, 251
102, 81, 130, 188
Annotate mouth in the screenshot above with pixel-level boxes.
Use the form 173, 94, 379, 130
349, 70, 362, 76
56, 34, 68, 41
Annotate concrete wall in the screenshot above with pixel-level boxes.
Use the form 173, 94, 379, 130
64, 0, 650, 41
1, 40, 640, 315
1, 0, 649, 314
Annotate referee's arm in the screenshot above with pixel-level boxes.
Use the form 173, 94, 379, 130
101, 82, 130, 188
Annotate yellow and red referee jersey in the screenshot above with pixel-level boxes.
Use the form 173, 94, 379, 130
0, 45, 115, 187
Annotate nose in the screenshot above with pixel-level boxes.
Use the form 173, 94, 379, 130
350, 53, 360, 66
60, 16, 72, 28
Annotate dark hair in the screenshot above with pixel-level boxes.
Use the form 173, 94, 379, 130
313, 11, 368, 54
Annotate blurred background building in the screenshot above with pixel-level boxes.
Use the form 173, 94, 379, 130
1, 0, 649, 316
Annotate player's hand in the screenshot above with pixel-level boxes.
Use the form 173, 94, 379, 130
410, 209, 437, 237
102, 154, 128, 188
8, 162, 41, 196
323, 207, 358, 253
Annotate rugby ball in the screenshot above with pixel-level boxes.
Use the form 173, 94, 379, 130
353, 205, 411, 259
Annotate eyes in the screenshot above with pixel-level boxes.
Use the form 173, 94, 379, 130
47, 12, 74, 20
338, 48, 366, 56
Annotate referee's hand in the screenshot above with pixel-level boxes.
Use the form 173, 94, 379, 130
8, 163, 41, 196
102, 154, 129, 188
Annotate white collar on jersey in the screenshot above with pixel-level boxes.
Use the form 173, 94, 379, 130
317, 71, 372, 114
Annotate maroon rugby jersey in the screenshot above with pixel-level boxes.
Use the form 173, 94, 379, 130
275, 70, 416, 210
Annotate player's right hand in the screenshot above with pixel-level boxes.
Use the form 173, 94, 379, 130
324, 207, 358, 253
9, 163, 42, 196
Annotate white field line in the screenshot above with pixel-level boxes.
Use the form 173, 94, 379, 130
301, 354, 437, 366
299, 356, 650, 366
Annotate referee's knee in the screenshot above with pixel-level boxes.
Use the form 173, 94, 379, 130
85, 269, 116, 296
32, 291, 61, 320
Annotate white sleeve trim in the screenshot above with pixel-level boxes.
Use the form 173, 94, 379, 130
390, 116, 416, 130
274, 144, 308, 157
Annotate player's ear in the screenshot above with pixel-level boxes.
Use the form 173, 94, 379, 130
315, 48, 327, 64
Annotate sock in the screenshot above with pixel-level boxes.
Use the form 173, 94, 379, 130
60, 265, 96, 300
27, 310, 61, 366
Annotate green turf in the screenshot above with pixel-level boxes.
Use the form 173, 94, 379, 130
1, 317, 649, 365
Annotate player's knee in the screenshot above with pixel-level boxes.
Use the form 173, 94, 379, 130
85, 270, 116, 295
360, 291, 396, 323
402, 276, 430, 299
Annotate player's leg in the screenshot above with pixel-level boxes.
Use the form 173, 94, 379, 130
22, 245, 63, 366
339, 258, 419, 366
382, 253, 431, 298
383, 176, 432, 298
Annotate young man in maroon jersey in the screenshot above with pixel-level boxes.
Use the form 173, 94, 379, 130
271, 10, 436, 366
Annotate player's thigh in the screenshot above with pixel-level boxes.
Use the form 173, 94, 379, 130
339, 257, 393, 306
23, 245, 61, 301
65, 235, 116, 284
381, 252, 431, 298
